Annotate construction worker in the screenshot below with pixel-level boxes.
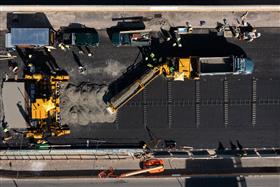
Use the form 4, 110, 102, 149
236, 12, 261, 42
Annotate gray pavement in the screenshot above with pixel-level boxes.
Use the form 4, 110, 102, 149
0, 11, 280, 31
1, 176, 280, 187
0, 0, 279, 5
58, 28, 279, 149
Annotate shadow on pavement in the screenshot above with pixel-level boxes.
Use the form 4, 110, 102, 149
185, 176, 247, 187
106, 20, 145, 41
7, 12, 52, 29
154, 32, 247, 58
103, 59, 149, 102
104, 32, 246, 102
185, 158, 242, 174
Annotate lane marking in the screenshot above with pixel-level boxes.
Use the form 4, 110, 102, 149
252, 78, 257, 127
143, 88, 148, 128
195, 80, 200, 128
224, 78, 229, 128
167, 81, 172, 128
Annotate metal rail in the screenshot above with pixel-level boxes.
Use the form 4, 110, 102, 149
0, 148, 278, 160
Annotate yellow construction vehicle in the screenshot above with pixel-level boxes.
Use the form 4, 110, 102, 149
24, 64, 70, 144
106, 58, 192, 114
106, 56, 254, 114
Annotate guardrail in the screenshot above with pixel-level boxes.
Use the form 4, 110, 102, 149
0, 148, 143, 160
153, 147, 280, 159
0, 147, 279, 160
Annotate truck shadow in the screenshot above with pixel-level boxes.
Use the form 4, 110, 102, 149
154, 32, 247, 58
7, 12, 52, 29
104, 32, 247, 102
106, 20, 145, 42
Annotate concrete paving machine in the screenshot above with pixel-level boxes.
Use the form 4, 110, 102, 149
24, 64, 70, 144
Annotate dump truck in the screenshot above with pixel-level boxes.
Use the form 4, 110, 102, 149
106, 56, 254, 114
111, 29, 151, 47
5, 28, 56, 49
169, 56, 254, 80
57, 27, 99, 47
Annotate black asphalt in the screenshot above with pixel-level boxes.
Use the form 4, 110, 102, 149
66, 28, 280, 149
0, 0, 279, 5
0, 27, 279, 149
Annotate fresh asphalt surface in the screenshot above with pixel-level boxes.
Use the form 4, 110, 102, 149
67, 28, 280, 149
0, 28, 279, 149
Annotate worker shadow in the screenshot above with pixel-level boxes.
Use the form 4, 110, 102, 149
184, 176, 247, 187
7, 12, 52, 29
154, 32, 247, 58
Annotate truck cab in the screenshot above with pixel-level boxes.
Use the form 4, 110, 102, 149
111, 29, 152, 47
57, 27, 99, 47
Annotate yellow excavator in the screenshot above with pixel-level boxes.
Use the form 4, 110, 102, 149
24, 64, 70, 144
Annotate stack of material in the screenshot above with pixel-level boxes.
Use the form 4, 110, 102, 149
60, 83, 116, 125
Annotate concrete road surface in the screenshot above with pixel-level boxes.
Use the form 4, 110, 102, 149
1, 175, 280, 187
0, 0, 279, 5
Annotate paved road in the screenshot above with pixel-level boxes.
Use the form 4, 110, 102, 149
64, 28, 280, 149
0, 0, 279, 5
1, 176, 280, 187
0, 28, 279, 149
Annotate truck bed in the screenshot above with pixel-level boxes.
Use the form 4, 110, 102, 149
199, 57, 234, 73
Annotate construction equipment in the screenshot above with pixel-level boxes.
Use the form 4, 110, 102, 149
176, 56, 254, 78
98, 159, 164, 178
5, 28, 56, 49
106, 56, 254, 114
106, 64, 170, 114
24, 64, 70, 144
111, 29, 152, 47
57, 27, 99, 47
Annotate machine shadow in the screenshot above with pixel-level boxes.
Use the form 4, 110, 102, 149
104, 32, 247, 102
155, 32, 247, 58
7, 12, 53, 29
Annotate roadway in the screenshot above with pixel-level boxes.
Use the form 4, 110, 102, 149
62, 28, 280, 149
0, 0, 279, 5
1, 176, 280, 187
0, 28, 279, 149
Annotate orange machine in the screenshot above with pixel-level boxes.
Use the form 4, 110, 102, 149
98, 159, 164, 178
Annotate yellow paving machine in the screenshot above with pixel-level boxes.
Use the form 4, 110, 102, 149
24, 64, 70, 144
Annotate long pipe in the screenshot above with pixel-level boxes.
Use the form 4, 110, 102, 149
119, 166, 164, 178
